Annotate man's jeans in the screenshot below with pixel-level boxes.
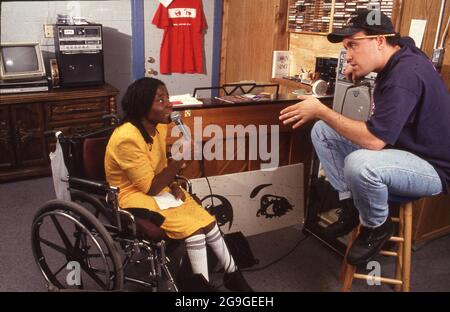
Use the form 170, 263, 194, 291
311, 121, 443, 227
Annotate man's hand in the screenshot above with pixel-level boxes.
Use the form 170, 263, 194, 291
279, 95, 326, 129
169, 182, 186, 201
344, 64, 357, 82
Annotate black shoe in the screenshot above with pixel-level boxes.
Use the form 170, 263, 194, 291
178, 273, 217, 292
324, 198, 360, 238
176, 254, 216, 292
224, 269, 254, 292
346, 218, 394, 265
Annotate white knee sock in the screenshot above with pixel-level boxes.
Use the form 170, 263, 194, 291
185, 234, 209, 281
205, 224, 237, 273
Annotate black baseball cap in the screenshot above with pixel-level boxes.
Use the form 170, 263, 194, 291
327, 9, 395, 43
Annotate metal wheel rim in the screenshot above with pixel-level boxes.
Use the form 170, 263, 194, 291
32, 210, 115, 290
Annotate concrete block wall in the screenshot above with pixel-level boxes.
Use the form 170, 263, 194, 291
1, 0, 133, 107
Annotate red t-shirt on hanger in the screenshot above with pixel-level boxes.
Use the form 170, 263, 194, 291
152, 0, 207, 74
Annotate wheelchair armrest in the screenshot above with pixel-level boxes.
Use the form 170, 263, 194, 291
118, 208, 137, 237
175, 174, 192, 195
68, 177, 118, 196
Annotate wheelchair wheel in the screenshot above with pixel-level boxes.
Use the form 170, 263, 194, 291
31, 199, 124, 291
70, 190, 114, 225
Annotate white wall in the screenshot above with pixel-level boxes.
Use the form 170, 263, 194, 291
1, 0, 133, 106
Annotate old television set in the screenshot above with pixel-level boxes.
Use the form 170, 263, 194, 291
0, 42, 46, 81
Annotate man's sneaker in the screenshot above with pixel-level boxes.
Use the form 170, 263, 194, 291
347, 217, 394, 265
324, 198, 359, 238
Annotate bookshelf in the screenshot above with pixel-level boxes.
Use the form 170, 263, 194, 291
288, 0, 395, 35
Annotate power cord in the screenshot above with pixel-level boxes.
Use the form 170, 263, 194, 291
241, 234, 310, 272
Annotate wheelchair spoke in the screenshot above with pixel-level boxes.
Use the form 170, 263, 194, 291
88, 267, 113, 277
85, 253, 111, 259
78, 260, 108, 289
53, 261, 69, 277
82, 267, 117, 285
39, 237, 69, 255
73, 226, 84, 252
50, 215, 74, 252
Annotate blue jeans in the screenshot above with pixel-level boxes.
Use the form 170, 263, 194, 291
311, 121, 443, 227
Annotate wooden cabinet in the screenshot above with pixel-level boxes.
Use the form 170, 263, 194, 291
0, 84, 118, 182
0, 105, 14, 170
412, 194, 450, 247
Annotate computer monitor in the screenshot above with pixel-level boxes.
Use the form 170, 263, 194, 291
0, 42, 46, 80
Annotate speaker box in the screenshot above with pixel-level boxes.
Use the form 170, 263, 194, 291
332, 80, 373, 121
55, 24, 104, 87
57, 52, 104, 87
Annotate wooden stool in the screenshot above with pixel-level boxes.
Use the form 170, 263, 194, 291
341, 197, 414, 292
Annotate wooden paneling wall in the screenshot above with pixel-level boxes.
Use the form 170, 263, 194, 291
398, 0, 450, 88
289, 34, 342, 76
220, 0, 288, 84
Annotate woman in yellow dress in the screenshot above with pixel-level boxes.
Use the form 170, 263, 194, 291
104, 77, 252, 292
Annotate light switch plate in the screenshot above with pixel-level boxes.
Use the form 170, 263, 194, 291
44, 24, 54, 38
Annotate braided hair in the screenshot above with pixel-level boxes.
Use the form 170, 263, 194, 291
121, 77, 166, 123
121, 77, 166, 143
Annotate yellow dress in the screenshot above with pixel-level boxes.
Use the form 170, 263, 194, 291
104, 122, 214, 239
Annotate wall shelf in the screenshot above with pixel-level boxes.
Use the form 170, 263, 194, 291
288, 0, 395, 35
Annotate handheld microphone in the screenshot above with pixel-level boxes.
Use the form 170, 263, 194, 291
170, 111, 190, 141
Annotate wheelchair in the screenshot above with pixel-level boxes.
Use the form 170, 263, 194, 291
31, 123, 194, 292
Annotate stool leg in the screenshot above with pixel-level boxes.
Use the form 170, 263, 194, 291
342, 263, 356, 291
394, 206, 405, 292
341, 227, 359, 291
402, 202, 413, 292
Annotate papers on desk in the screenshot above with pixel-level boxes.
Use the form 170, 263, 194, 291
214, 94, 268, 104
292, 89, 333, 99
153, 192, 184, 210
169, 94, 203, 106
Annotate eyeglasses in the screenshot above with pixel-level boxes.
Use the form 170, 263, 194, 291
351, 33, 396, 40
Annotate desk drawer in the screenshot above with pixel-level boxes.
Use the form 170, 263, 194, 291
46, 98, 109, 122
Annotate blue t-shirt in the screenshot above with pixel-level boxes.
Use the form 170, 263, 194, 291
366, 39, 450, 193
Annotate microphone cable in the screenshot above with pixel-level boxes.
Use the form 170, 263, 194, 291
241, 234, 310, 272
204, 174, 215, 208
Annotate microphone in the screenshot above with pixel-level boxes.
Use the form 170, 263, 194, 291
170, 111, 190, 141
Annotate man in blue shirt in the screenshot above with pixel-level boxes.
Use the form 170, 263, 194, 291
280, 9, 450, 265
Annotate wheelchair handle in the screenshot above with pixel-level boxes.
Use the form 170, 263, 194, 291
68, 177, 116, 194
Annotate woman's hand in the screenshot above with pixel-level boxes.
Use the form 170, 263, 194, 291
279, 95, 326, 129
168, 158, 187, 171
169, 182, 186, 201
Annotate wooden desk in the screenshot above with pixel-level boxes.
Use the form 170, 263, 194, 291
168, 94, 330, 208
0, 84, 118, 182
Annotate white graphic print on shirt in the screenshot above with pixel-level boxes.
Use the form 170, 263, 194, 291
168, 8, 196, 18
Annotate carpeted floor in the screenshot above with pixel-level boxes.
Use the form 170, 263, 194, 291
1, 176, 449, 292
